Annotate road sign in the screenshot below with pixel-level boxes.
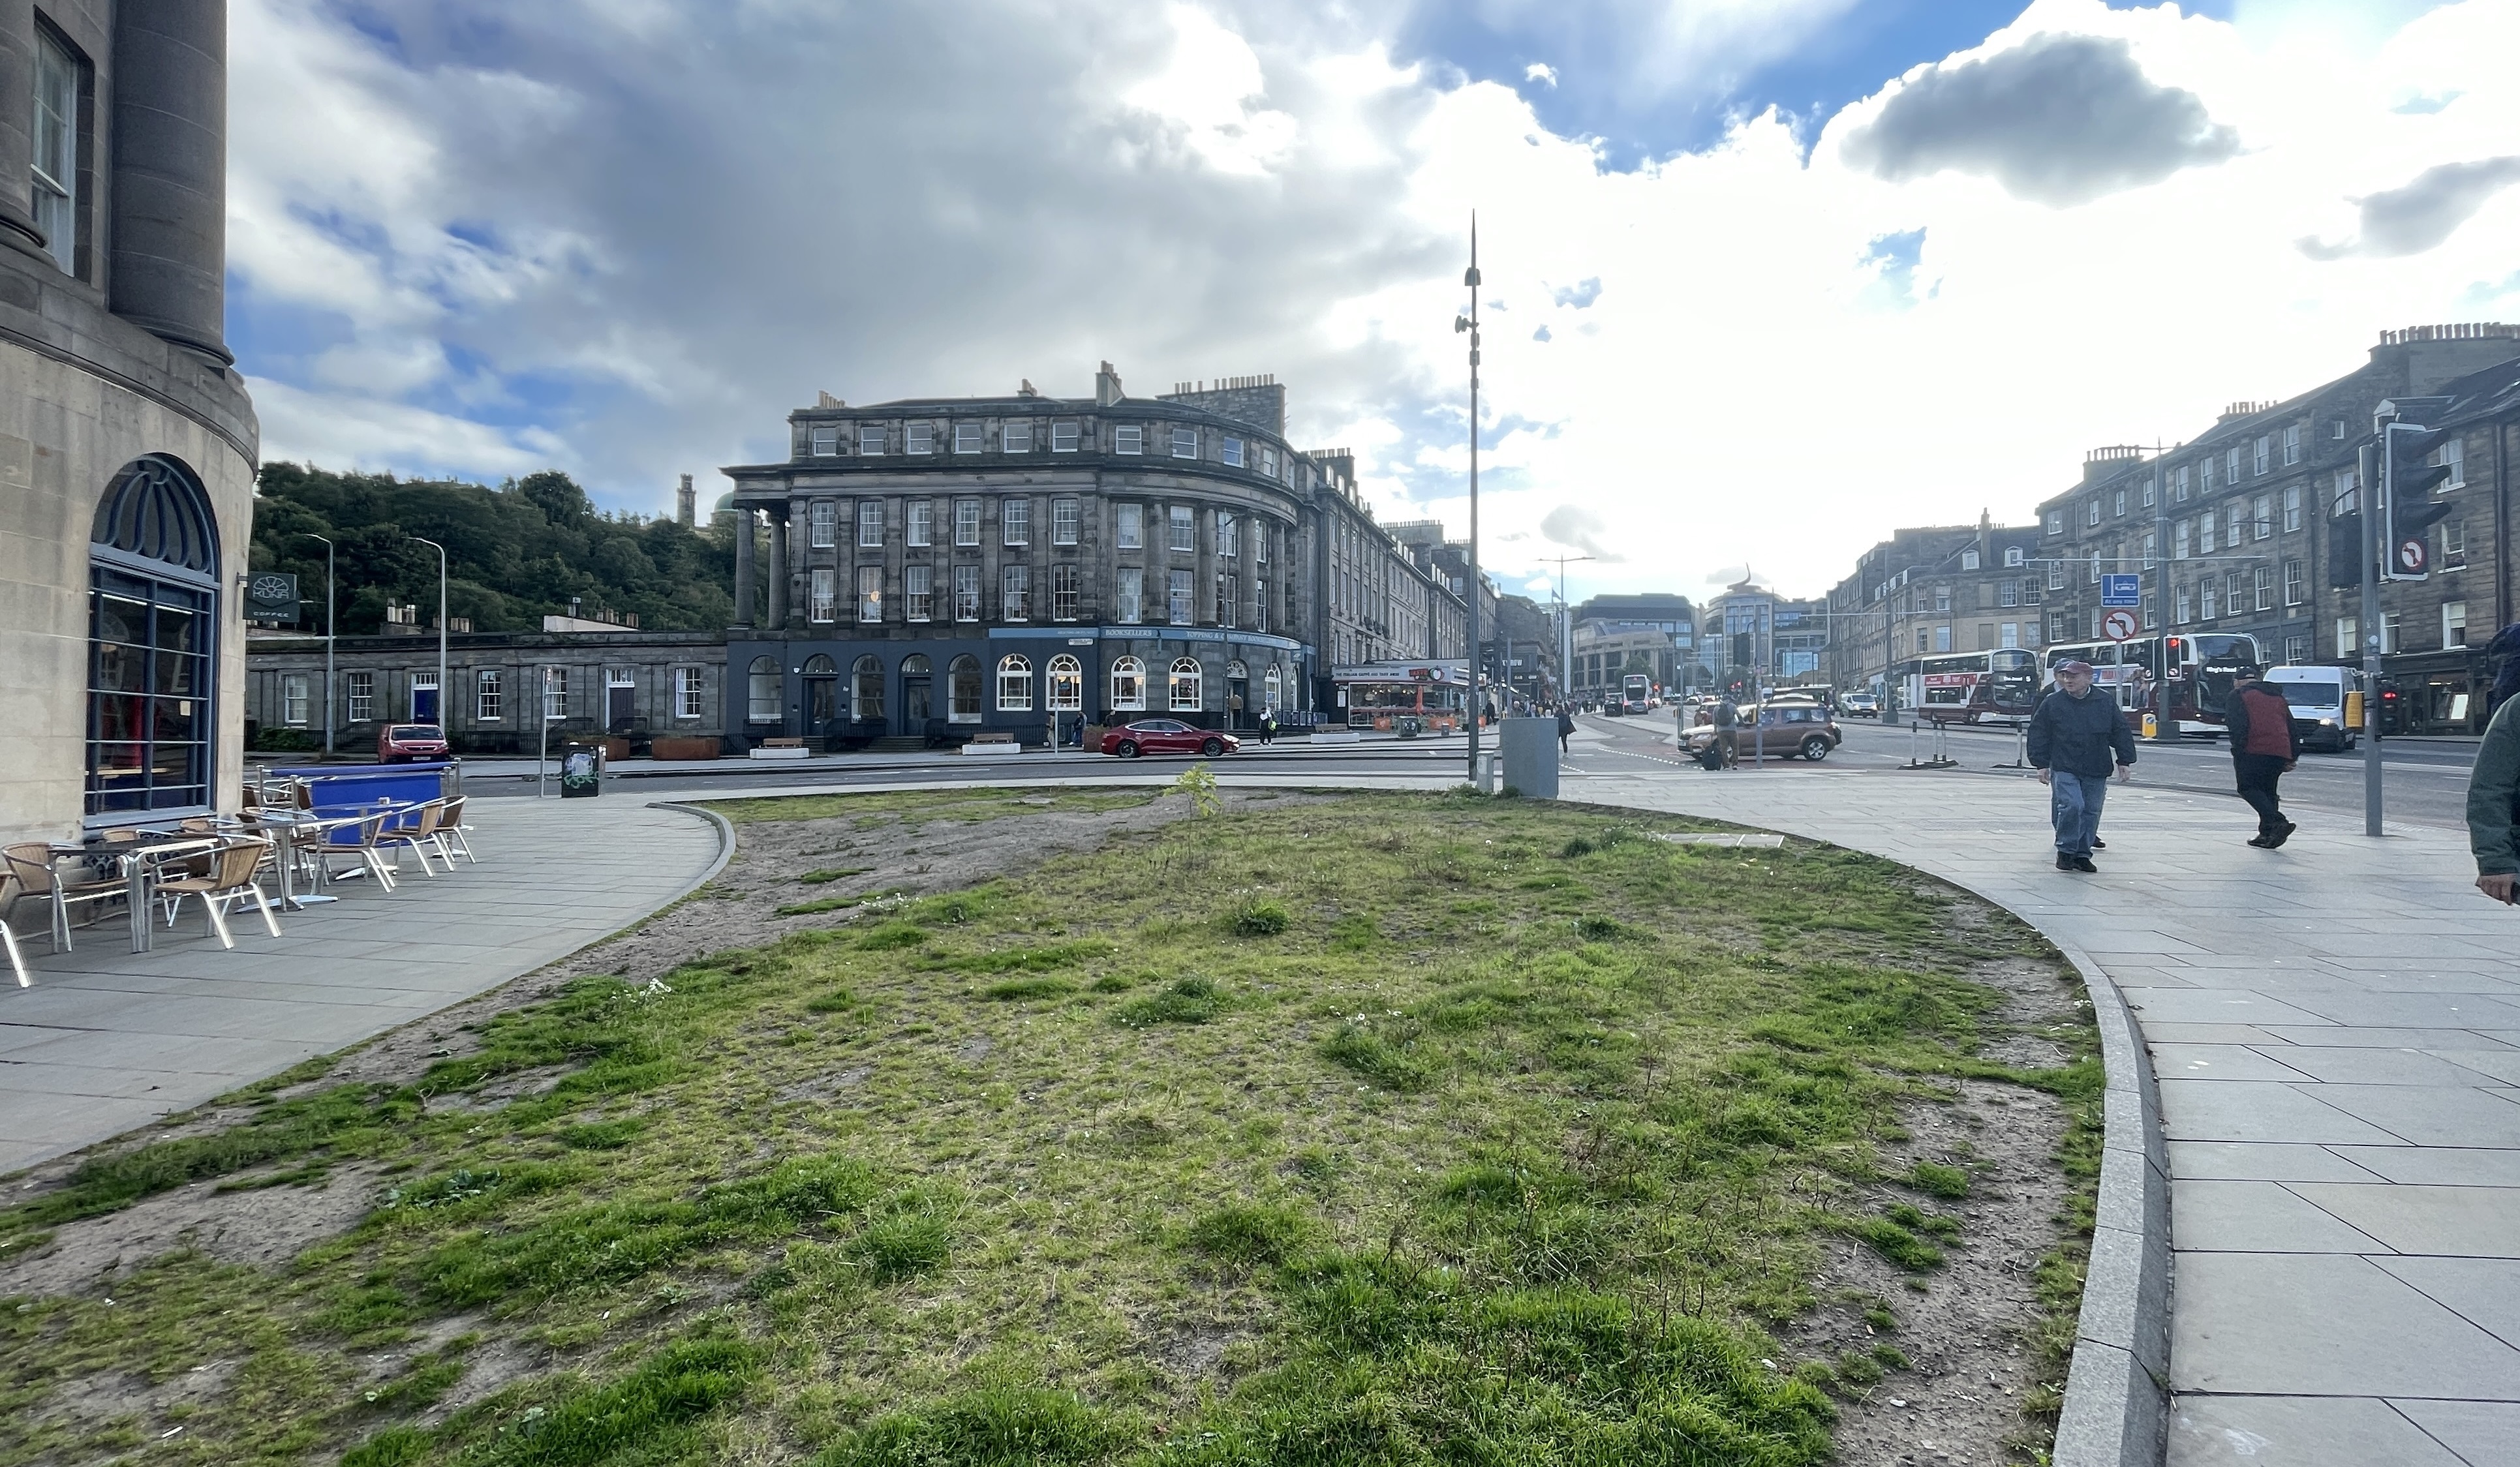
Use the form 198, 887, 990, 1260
2100, 573, 2142, 607
2101, 609, 2139, 642
2395, 537, 2429, 576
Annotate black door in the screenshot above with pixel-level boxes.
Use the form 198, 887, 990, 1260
904, 676, 932, 726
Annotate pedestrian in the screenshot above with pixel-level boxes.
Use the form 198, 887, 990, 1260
2486, 622, 2520, 718
2224, 665, 2299, 847
2471, 690, 2519, 905
1259, 709, 1275, 746
1555, 703, 1576, 755
1712, 695, 1741, 769
2025, 659, 2136, 872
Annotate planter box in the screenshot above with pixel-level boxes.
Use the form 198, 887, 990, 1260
651, 736, 720, 761
748, 745, 812, 761
959, 741, 1023, 757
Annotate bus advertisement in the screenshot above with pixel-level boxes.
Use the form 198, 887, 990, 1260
1892, 649, 2040, 724
2041, 633, 2260, 733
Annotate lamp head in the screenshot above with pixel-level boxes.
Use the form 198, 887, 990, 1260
1454, 315, 1469, 333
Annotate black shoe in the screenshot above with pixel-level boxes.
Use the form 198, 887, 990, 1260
2269, 821, 2296, 848
2248, 836, 2274, 849
2092, 838, 2107, 849
2070, 855, 2099, 873
2056, 853, 2078, 871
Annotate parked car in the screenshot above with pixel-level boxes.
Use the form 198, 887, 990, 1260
378, 723, 450, 763
1100, 719, 1238, 759
1680, 701, 1843, 761
1840, 691, 1880, 718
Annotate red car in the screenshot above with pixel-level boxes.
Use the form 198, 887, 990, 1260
378, 723, 450, 763
1100, 719, 1238, 759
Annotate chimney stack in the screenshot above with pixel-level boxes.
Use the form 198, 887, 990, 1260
1095, 361, 1124, 406
677, 474, 695, 528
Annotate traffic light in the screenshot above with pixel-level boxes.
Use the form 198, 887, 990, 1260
2381, 421, 2453, 581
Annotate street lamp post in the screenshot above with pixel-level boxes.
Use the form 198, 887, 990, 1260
410, 537, 448, 730
1454, 217, 1483, 785
1539, 553, 1592, 707
299, 533, 335, 756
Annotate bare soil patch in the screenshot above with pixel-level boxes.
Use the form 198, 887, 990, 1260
0, 1164, 381, 1297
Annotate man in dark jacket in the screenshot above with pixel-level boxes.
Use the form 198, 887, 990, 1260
2026, 659, 2137, 872
1713, 696, 1740, 768
1556, 705, 1576, 755
2471, 692, 2519, 904
2224, 665, 2301, 848
2486, 622, 2520, 718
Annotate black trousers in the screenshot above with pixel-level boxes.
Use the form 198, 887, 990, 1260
2234, 753, 2288, 834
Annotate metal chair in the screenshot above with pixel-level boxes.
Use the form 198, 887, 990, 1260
375, 800, 451, 878
0, 869, 30, 986
153, 837, 282, 949
431, 796, 478, 866
3, 842, 124, 953
328, 809, 403, 892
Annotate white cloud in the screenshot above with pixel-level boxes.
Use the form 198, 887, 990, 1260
1524, 62, 1557, 87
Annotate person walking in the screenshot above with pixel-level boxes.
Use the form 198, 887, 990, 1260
2485, 622, 2520, 718
2026, 659, 2136, 872
2471, 691, 2519, 905
1258, 709, 1276, 746
2224, 665, 2299, 847
1556, 703, 1576, 755
1713, 695, 1741, 769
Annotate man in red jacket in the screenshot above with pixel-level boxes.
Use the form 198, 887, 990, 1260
2224, 665, 2300, 847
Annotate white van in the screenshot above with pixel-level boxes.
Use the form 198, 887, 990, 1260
2266, 665, 2364, 752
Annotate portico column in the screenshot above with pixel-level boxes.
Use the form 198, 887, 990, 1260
733, 509, 756, 628
766, 514, 790, 629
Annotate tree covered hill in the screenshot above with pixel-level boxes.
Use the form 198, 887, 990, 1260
247, 463, 735, 635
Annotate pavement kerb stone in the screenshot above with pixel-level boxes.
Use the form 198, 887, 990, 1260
646, 799, 738, 900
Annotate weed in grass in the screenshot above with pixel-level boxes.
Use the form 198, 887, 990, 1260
982, 976, 1080, 1002
1113, 976, 1227, 1027
859, 922, 929, 950
800, 867, 873, 885
1851, 1216, 1945, 1272
852, 1194, 956, 1282
1886, 1202, 1961, 1239
807, 988, 861, 1014
937, 941, 1108, 973
1327, 915, 1378, 951
778, 896, 863, 916
1872, 1343, 1911, 1370
1184, 1203, 1313, 1269
555, 1118, 645, 1151
1088, 974, 1136, 994
819, 1385, 1139, 1467
1319, 1018, 1432, 1093
1226, 897, 1290, 936
1909, 1161, 1971, 1198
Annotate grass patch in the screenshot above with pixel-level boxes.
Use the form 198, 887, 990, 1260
0, 792, 2097, 1467
799, 867, 873, 885
777, 895, 863, 916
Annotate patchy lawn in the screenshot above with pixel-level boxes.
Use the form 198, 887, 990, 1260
0, 787, 2098, 1466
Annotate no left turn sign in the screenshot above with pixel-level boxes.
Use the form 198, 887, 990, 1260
2102, 609, 2139, 641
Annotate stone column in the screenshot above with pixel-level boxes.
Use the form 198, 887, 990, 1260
109, 0, 234, 362
732, 509, 756, 628
766, 514, 789, 629
0, 1, 48, 258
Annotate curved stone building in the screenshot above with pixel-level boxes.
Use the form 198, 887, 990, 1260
722, 366, 1464, 745
0, 1, 258, 841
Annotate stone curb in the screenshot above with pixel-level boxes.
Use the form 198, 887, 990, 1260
644, 799, 739, 900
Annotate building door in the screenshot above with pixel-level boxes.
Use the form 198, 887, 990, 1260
1225, 659, 1250, 730
411, 671, 439, 723
901, 654, 933, 731
606, 668, 637, 732
801, 654, 839, 734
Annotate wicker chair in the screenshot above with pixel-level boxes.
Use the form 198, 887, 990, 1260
3, 842, 123, 953
375, 800, 451, 878
431, 796, 478, 866
153, 837, 282, 948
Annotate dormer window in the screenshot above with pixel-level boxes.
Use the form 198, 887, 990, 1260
1004, 421, 1034, 453
2005, 547, 2023, 567
1171, 427, 1198, 459
1961, 549, 1980, 570
906, 423, 935, 455
1223, 437, 1245, 468
809, 426, 838, 456
954, 421, 983, 453
1114, 425, 1144, 455
857, 426, 885, 455
1051, 421, 1079, 453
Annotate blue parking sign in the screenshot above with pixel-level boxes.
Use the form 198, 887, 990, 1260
2100, 573, 2142, 607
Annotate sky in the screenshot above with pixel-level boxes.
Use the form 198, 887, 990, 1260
228, 0, 2520, 607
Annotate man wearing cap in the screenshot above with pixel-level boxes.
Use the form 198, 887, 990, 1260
2223, 664, 2300, 847
2026, 659, 2136, 872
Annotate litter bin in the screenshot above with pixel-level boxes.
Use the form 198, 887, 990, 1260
561, 742, 604, 798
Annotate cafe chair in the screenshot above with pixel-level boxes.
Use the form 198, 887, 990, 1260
3, 842, 124, 954
430, 796, 478, 866
0, 870, 30, 986
375, 800, 452, 877
154, 838, 283, 949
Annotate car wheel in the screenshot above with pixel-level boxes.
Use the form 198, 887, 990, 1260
1800, 735, 1831, 762
1114, 740, 1140, 759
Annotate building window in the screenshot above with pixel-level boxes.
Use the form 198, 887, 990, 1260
949, 655, 983, 722
2198, 513, 2216, 555
2046, 511, 2063, 537
1116, 504, 1143, 550
805, 567, 835, 622
1260, 446, 1279, 477
2227, 447, 2243, 483
2001, 622, 2021, 648
2441, 600, 2468, 648
2443, 517, 2468, 569
282, 673, 309, 727
906, 565, 933, 622
1000, 420, 1031, 453
1252, 577, 1267, 633
1961, 549, 1980, 570
954, 421, 983, 453
2335, 616, 2357, 656
953, 564, 981, 622
1046, 421, 1079, 454
2201, 456, 2216, 491
1047, 654, 1083, 712
2283, 635, 2307, 664
996, 654, 1033, 711
2174, 465, 2190, 501
1218, 512, 1238, 557
2142, 477, 2157, 508
2253, 566, 2273, 611
808, 500, 837, 548
2200, 582, 2217, 620
2112, 492, 2127, 519
809, 426, 838, 456
955, 499, 981, 546
1111, 656, 1146, 710
2176, 587, 2193, 623
2005, 546, 2023, 567
1051, 562, 1081, 622
672, 667, 703, 719
2282, 425, 2300, 465
906, 423, 934, 455
2283, 485, 2302, 533
2333, 468, 2361, 516
2227, 569, 2246, 609
33, 29, 81, 277
2279, 557, 2305, 608
1003, 497, 1030, 547
2087, 554, 2101, 584
2438, 437, 2466, 489
851, 656, 884, 721
1222, 437, 1245, 468
1168, 506, 1195, 552
747, 656, 780, 723
1217, 571, 1234, 629
1114, 425, 1144, 455
1167, 569, 1193, 626
851, 425, 881, 456
1003, 564, 1030, 620
1171, 426, 1198, 459
859, 500, 885, 548
1169, 657, 1203, 712
2228, 504, 2245, 547
1935, 584, 1952, 611
2252, 494, 2271, 541
1116, 567, 1143, 624
1917, 628, 1931, 652
2254, 436, 2270, 476
858, 566, 884, 622
346, 670, 375, 723
2087, 499, 2100, 527
85, 459, 220, 817
474, 669, 502, 722
1053, 498, 1079, 545
1999, 579, 2020, 607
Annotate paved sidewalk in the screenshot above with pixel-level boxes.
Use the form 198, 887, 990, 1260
0, 798, 725, 1173
1565, 751, 2520, 1467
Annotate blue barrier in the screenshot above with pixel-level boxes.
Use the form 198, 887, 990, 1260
268, 763, 459, 843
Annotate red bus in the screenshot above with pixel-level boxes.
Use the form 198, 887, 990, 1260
1894, 649, 2041, 724
2042, 633, 2260, 733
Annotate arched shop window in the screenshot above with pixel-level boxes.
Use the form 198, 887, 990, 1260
1169, 657, 1204, 712
746, 656, 781, 723
996, 654, 1034, 711
1110, 656, 1145, 711
948, 655, 983, 721
851, 655, 885, 721
86, 456, 219, 817
1046, 654, 1083, 712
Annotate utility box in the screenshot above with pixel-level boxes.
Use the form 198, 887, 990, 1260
561, 742, 604, 798
1499, 716, 1559, 799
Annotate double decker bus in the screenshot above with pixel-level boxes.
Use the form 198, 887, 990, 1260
2041, 632, 2260, 734
1620, 673, 1652, 716
1334, 661, 1467, 733
1892, 648, 2041, 724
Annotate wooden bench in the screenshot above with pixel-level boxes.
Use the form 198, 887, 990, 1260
961, 731, 1021, 757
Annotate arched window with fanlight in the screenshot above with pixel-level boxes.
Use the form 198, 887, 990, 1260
1264, 665, 1282, 711
1046, 654, 1083, 712
746, 656, 782, 723
1169, 657, 1204, 712
1110, 655, 1145, 711
86, 456, 219, 817
949, 655, 983, 721
851, 655, 885, 722
997, 654, 1034, 711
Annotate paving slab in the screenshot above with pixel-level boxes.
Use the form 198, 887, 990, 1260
0, 797, 724, 1172
2389, 1399, 2520, 1467
2373, 1257, 2520, 1350
2170, 1393, 2468, 1466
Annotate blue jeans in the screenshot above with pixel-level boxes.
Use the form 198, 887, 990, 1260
2050, 770, 2109, 856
